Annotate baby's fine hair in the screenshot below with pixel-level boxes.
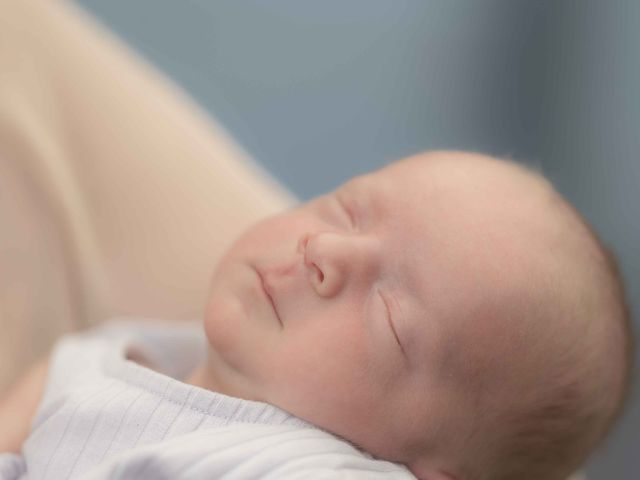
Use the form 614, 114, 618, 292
463, 158, 636, 480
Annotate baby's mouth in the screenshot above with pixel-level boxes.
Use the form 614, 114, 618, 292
253, 265, 282, 327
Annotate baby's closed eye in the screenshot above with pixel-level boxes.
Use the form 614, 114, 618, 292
334, 193, 356, 229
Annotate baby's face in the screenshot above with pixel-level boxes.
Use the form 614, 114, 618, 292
203, 151, 554, 477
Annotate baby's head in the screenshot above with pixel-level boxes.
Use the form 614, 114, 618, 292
198, 151, 634, 480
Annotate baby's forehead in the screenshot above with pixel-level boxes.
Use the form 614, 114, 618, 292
383, 152, 547, 193
344, 154, 553, 229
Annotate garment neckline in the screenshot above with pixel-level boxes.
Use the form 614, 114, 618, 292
102, 333, 313, 429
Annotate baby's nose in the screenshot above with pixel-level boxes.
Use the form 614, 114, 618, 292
300, 231, 378, 297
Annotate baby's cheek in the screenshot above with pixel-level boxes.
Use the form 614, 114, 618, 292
269, 324, 380, 425
203, 289, 247, 363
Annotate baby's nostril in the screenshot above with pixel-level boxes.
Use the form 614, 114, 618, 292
312, 263, 324, 283
298, 233, 313, 256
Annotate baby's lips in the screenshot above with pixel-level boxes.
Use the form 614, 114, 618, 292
253, 264, 282, 326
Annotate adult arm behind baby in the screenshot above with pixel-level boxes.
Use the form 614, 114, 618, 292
0, 358, 49, 453
0, 0, 296, 394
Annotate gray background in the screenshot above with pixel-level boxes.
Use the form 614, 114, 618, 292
74, 1, 639, 478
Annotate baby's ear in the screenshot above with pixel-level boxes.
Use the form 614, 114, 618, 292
408, 458, 458, 480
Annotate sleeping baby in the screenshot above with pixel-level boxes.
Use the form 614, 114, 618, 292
0, 151, 633, 480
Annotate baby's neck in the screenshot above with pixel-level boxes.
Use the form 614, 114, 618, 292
185, 359, 263, 403
184, 362, 217, 390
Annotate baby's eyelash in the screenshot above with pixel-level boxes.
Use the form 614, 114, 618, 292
379, 290, 404, 355
335, 195, 356, 228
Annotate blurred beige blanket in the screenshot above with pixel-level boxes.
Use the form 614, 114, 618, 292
0, 0, 295, 393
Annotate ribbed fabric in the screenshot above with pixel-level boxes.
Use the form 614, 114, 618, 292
13, 319, 328, 479
0, 319, 414, 479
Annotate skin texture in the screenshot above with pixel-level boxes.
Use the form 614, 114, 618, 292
0, 150, 622, 480
188, 150, 570, 479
